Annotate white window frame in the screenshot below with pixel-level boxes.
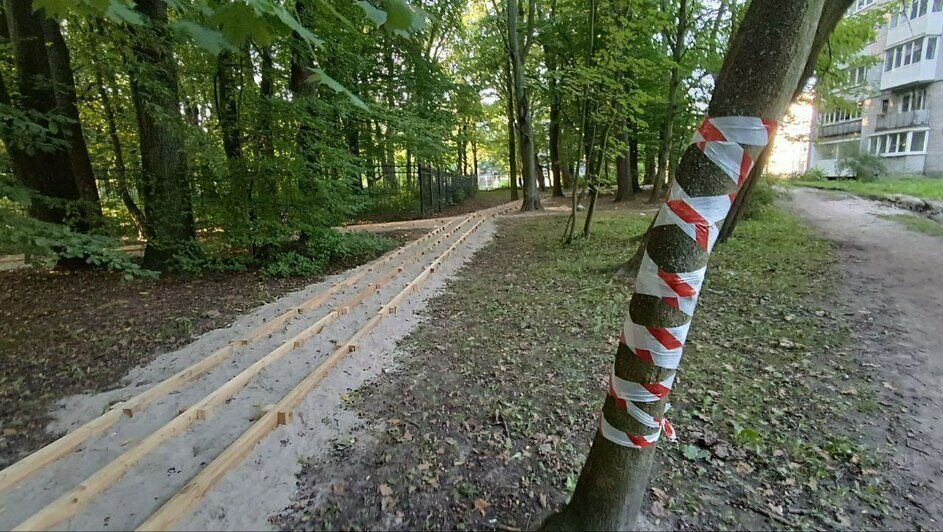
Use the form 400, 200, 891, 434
868, 129, 930, 157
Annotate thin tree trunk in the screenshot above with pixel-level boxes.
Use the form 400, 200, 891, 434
614, 123, 630, 202
128, 0, 197, 270
258, 45, 275, 159
546, 0, 564, 198
290, 0, 318, 174
542, 0, 825, 529
630, 122, 641, 192
504, 63, 519, 201
95, 70, 147, 239
650, 0, 688, 204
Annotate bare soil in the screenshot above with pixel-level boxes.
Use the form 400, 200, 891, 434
788, 188, 943, 527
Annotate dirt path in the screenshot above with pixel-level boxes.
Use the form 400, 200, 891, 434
789, 188, 943, 526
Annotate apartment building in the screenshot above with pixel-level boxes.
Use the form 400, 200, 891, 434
809, 0, 943, 177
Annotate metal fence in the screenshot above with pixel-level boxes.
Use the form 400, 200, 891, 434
363, 164, 479, 219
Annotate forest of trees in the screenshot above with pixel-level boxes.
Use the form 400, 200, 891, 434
0, 0, 877, 275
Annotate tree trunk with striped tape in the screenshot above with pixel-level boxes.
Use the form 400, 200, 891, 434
541, 1, 826, 529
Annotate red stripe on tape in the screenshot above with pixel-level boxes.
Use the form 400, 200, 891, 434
648, 327, 683, 350
698, 119, 727, 142
657, 269, 698, 297
642, 382, 672, 399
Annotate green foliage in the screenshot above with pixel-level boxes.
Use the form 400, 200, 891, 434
260, 251, 326, 278
790, 177, 943, 201
260, 229, 397, 278
837, 152, 885, 182
742, 175, 776, 220
793, 166, 827, 181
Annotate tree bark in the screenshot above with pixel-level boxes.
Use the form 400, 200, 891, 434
542, 0, 826, 529
216, 47, 251, 227
630, 122, 642, 192
614, 123, 630, 202
546, 1, 564, 198
43, 17, 102, 225
507, 0, 541, 211
128, 0, 197, 270
290, 0, 319, 174
3, 0, 83, 228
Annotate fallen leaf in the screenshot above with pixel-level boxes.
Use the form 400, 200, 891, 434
378, 483, 393, 496
332, 481, 346, 495
474, 498, 490, 516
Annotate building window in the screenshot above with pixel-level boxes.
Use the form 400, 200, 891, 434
912, 131, 928, 151
817, 140, 860, 161
819, 103, 863, 125
882, 99, 890, 113
847, 65, 868, 85
936, 0, 943, 12
900, 88, 927, 111
869, 130, 929, 156
854, 0, 875, 11
885, 37, 935, 72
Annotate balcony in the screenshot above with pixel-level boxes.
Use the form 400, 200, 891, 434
875, 109, 930, 130
886, 12, 943, 48
818, 120, 862, 138
881, 59, 940, 90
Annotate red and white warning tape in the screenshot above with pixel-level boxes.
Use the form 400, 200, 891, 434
601, 116, 776, 449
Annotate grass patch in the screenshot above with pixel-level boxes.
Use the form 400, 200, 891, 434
879, 213, 943, 237
790, 177, 943, 201
281, 206, 892, 531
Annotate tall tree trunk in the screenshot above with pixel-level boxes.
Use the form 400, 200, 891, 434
258, 45, 275, 159
546, 0, 564, 198
614, 123, 630, 202
290, 1, 318, 174
216, 47, 251, 229
43, 17, 102, 225
3, 0, 83, 228
128, 0, 197, 270
542, 0, 825, 529
507, 0, 541, 211
629, 122, 641, 192
504, 64, 519, 201
650, 0, 688, 204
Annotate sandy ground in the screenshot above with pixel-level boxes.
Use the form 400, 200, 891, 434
0, 209, 506, 530
788, 188, 943, 525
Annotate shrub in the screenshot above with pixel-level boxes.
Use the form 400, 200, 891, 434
743, 175, 776, 220
837, 153, 885, 182
792, 167, 826, 181
260, 229, 397, 278
260, 251, 327, 278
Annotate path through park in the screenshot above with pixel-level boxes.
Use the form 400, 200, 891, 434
789, 188, 943, 524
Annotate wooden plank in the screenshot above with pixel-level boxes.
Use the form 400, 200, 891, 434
137, 207, 509, 531
0, 212, 469, 497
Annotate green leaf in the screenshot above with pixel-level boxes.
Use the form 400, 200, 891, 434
104, 1, 144, 25
210, 3, 271, 46
171, 20, 232, 55
681, 444, 709, 461
356, 1, 387, 27
309, 69, 367, 110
